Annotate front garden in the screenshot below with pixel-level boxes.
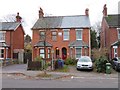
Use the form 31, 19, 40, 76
27, 48, 116, 74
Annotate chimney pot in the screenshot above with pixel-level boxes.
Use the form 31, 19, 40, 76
16, 12, 22, 22
39, 7, 44, 18
85, 8, 89, 16
103, 4, 107, 16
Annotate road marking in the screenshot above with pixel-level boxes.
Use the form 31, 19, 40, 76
71, 76, 117, 80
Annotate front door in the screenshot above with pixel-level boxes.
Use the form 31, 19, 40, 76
62, 47, 67, 60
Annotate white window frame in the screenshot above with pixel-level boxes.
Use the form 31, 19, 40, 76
117, 28, 120, 39
113, 46, 118, 58
75, 47, 82, 59
0, 48, 4, 59
63, 29, 69, 41
76, 29, 82, 40
40, 48, 45, 58
40, 31, 45, 40
52, 31, 57, 41
47, 49, 51, 58
0, 31, 6, 42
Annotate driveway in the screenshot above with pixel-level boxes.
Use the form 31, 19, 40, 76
2, 64, 27, 72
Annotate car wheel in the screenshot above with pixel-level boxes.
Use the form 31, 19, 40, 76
76, 68, 79, 71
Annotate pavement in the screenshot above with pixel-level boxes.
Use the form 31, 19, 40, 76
1, 64, 119, 80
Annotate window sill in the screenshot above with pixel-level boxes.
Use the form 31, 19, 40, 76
63, 40, 69, 42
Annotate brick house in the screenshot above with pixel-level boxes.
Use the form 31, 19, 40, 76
0, 13, 25, 62
32, 8, 91, 60
101, 4, 120, 59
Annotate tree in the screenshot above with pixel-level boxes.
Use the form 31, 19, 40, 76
90, 29, 98, 49
2, 14, 26, 26
24, 34, 32, 53
92, 22, 102, 48
25, 34, 31, 43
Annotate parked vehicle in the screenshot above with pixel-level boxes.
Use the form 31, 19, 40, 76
76, 56, 93, 70
111, 57, 120, 71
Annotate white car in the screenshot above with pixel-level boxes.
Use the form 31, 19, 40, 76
77, 56, 93, 70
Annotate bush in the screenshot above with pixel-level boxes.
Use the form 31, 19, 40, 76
35, 56, 43, 62
64, 58, 76, 65
54, 65, 69, 72
27, 61, 42, 70
95, 56, 108, 73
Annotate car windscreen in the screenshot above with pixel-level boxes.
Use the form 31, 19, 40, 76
79, 57, 91, 62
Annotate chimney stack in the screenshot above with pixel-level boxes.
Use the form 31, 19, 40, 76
103, 4, 107, 16
39, 7, 44, 18
85, 8, 89, 16
16, 12, 22, 22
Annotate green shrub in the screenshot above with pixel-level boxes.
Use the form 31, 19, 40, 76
55, 65, 69, 72
65, 58, 76, 65
35, 56, 43, 62
95, 56, 108, 73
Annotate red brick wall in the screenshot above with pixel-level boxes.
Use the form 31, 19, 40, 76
5, 25, 24, 58
32, 28, 90, 60
5, 31, 13, 58
101, 18, 109, 47
13, 25, 24, 49
109, 28, 118, 45
101, 17, 119, 59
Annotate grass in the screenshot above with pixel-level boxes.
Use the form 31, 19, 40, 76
36, 73, 52, 77
55, 65, 69, 72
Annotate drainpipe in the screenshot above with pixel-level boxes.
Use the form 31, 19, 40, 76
10, 31, 13, 60
89, 29, 91, 57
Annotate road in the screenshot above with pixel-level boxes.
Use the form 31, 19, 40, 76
1, 64, 119, 88
2, 75, 118, 88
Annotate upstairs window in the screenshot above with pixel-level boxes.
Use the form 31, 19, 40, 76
63, 29, 69, 41
118, 30, 120, 39
76, 29, 82, 40
52, 32, 57, 41
40, 31, 45, 40
0, 31, 5, 42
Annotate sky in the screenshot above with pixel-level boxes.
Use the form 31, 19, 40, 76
0, 0, 119, 37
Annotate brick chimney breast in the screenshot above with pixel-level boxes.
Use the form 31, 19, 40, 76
39, 7, 44, 18
103, 4, 107, 16
16, 12, 22, 22
85, 8, 89, 16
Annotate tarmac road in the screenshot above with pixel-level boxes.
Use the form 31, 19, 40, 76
1, 64, 119, 88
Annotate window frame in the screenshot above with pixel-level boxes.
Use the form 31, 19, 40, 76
76, 29, 82, 40
51, 31, 57, 41
39, 31, 45, 40
40, 48, 45, 58
118, 29, 120, 39
75, 48, 82, 59
47, 48, 51, 58
0, 31, 6, 42
63, 29, 69, 41
0, 48, 4, 59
